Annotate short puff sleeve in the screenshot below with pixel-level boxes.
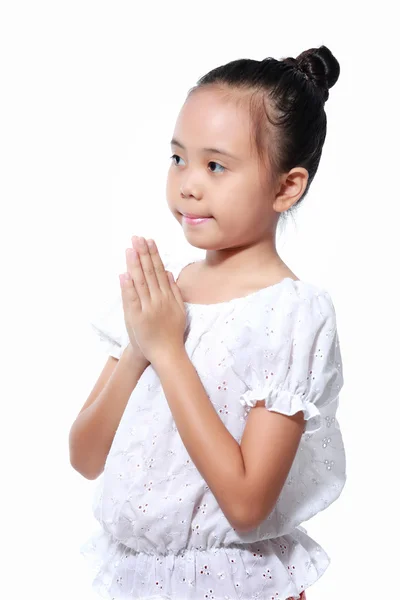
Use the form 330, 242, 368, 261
228, 286, 344, 434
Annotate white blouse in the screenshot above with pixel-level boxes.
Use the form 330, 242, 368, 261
80, 251, 346, 600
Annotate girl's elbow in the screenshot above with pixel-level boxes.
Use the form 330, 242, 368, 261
231, 515, 261, 534
228, 505, 266, 534
233, 500, 275, 533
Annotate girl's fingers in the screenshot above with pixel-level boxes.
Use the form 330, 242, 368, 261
131, 237, 161, 302
145, 238, 170, 294
126, 243, 150, 305
167, 271, 185, 310
120, 272, 141, 314
126, 237, 170, 308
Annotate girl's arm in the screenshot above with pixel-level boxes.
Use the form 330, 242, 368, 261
69, 343, 149, 480
152, 349, 305, 534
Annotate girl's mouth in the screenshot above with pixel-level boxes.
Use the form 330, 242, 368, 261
182, 216, 212, 226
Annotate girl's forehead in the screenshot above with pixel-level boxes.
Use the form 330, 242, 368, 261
174, 92, 253, 156
181, 88, 250, 125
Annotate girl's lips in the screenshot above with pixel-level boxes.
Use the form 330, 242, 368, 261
182, 215, 212, 225
181, 212, 211, 218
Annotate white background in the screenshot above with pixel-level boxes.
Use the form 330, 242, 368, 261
1, 1, 398, 599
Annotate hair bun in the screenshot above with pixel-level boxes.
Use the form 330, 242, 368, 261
298, 46, 340, 88
285, 45, 340, 101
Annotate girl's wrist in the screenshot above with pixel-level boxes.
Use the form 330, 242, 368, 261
124, 342, 150, 366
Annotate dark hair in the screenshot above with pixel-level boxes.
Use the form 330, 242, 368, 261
187, 45, 340, 219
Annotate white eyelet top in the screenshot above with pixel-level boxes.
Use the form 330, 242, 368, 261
80, 250, 346, 600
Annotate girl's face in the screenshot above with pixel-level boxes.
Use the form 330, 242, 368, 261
166, 87, 280, 254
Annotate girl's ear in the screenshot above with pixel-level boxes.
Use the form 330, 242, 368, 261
273, 167, 309, 213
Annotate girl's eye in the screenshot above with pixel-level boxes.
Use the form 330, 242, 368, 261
169, 154, 225, 173
208, 161, 225, 173
170, 154, 183, 166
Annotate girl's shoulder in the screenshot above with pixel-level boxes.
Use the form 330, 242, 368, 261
237, 276, 337, 325
160, 248, 335, 319
221, 277, 338, 359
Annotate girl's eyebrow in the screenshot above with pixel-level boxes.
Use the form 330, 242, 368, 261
170, 137, 240, 161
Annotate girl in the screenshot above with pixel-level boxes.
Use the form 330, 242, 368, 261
72, 45, 346, 600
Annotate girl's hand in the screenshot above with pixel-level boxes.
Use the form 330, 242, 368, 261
121, 288, 149, 365
119, 236, 187, 365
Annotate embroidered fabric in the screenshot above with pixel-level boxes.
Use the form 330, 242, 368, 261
80, 250, 346, 600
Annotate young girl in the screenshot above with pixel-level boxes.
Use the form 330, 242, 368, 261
73, 45, 346, 600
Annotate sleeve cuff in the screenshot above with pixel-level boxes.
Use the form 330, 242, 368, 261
240, 384, 322, 434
